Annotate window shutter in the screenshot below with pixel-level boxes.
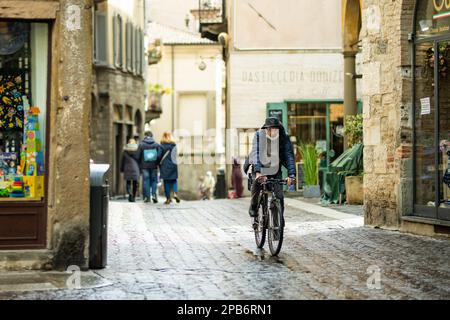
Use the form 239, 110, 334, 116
113, 15, 118, 66
134, 27, 139, 74
95, 12, 108, 65
126, 22, 132, 71
138, 29, 143, 75
93, 10, 96, 61
118, 16, 123, 68
131, 25, 135, 73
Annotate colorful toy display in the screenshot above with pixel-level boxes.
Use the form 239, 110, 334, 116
0, 101, 45, 200
10, 176, 24, 198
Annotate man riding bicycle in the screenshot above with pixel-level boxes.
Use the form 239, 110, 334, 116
247, 117, 297, 218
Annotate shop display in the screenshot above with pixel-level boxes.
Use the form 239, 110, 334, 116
0, 97, 44, 200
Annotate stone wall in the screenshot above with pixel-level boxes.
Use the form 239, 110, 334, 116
361, 0, 450, 237
361, 1, 414, 228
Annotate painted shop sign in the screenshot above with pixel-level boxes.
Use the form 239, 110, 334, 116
241, 70, 343, 84
417, 0, 450, 37
433, 0, 450, 19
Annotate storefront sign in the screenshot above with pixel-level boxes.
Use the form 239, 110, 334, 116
433, 0, 450, 19
268, 109, 283, 122
417, 1, 450, 36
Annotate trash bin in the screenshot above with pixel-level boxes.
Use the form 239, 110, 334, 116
215, 169, 227, 199
89, 164, 110, 269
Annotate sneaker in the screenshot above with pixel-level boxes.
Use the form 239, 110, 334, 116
144, 197, 150, 203
174, 195, 181, 203
152, 196, 158, 204
164, 198, 171, 205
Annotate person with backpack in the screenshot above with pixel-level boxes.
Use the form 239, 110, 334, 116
159, 132, 180, 205
137, 131, 162, 203
120, 139, 140, 202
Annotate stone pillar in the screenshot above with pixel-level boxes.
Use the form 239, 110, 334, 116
343, 51, 358, 149
50, 0, 93, 270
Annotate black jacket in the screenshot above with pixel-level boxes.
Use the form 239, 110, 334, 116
121, 150, 140, 181
249, 128, 296, 177
159, 143, 178, 180
137, 136, 162, 170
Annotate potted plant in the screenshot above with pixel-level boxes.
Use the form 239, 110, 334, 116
343, 114, 364, 205
148, 84, 172, 111
299, 143, 320, 198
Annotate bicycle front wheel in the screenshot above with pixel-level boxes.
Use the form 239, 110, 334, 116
254, 195, 267, 249
268, 199, 284, 256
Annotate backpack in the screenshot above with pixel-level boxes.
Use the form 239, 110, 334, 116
143, 148, 158, 163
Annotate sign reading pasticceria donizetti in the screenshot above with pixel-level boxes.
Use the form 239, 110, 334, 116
417, 0, 450, 37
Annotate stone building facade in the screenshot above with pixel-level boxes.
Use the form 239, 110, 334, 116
0, 0, 92, 270
91, 0, 146, 197
344, 0, 450, 237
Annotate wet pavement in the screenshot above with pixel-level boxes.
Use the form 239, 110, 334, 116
0, 198, 449, 300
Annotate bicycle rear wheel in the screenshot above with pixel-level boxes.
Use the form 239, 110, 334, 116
268, 199, 284, 256
253, 195, 267, 249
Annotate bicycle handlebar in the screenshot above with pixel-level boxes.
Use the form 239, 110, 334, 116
262, 178, 289, 185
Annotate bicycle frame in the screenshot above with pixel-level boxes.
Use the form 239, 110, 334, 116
253, 178, 287, 255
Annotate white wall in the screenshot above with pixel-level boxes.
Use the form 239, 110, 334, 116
229, 52, 346, 129
232, 0, 342, 50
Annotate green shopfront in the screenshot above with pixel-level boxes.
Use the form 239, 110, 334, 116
267, 100, 362, 189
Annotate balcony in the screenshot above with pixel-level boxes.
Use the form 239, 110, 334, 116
191, 0, 227, 42
145, 93, 163, 123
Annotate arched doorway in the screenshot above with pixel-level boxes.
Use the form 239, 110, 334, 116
342, 0, 362, 148
134, 109, 143, 141
412, 0, 450, 221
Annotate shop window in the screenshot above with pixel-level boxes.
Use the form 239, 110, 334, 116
0, 21, 48, 201
288, 102, 327, 149
412, 0, 450, 220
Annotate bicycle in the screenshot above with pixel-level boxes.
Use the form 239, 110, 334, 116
252, 178, 288, 256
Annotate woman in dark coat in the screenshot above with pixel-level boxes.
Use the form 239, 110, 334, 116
231, 157, 244, 198
159, 132, 180, 205
120, 139, 140, 202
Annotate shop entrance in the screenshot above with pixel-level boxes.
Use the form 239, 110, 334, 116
0, 21, 50, 249
412, 1, 450, 221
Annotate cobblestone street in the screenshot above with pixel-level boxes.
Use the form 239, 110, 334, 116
1, 198, 450, 300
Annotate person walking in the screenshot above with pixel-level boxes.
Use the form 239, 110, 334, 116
159, 132, 180, 205
231, 157, 244, 198
120, 139, 140, 202
137, 131, 162, 203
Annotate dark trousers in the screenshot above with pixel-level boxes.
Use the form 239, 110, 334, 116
126, 180, 138, 200
250, 174, 285, 214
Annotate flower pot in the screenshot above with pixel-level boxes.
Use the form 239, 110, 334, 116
303, 185, 321, 198
345, 175, 364, 205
